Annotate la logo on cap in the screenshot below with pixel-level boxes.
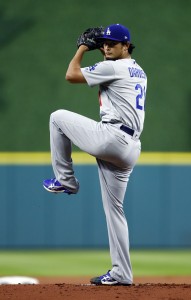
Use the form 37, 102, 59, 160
106, 28, 111, 35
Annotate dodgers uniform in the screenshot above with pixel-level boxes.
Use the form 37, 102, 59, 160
49, 57, 147, 284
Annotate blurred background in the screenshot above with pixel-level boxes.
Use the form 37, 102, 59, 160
0, 0, 191, 279
0, 0, 191, 151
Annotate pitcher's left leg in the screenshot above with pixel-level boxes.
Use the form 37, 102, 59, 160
97, 159, 133, 285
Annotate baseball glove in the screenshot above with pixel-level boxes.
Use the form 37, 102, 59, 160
77, 26, 104, 51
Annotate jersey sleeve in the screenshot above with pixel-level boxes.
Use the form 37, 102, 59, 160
81, 61, 116, 87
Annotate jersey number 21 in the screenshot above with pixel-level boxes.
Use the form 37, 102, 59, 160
135, 84, 146, 111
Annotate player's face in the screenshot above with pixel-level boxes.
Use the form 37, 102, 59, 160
103, 40, 129, 60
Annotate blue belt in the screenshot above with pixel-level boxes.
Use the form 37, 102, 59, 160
102, 121, 135, 137
120, 125, 134, 137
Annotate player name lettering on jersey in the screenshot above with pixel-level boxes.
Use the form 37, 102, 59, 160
128, 67, 146, 79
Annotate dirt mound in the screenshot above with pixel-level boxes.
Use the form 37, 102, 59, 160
0, 276, 191, 300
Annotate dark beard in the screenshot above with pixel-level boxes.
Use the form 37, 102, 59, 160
106, 58, 116, 61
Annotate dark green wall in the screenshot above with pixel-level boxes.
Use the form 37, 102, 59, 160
0, 0, 191, 151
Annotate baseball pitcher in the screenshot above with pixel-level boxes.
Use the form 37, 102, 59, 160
43, 23, 147, 285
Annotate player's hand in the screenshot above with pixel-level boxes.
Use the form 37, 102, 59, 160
78, 44, 89, 52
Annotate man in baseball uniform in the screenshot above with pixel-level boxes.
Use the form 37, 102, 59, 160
43, 23, 147, 285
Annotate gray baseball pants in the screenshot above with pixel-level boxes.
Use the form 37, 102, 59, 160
49, 109, 141, 284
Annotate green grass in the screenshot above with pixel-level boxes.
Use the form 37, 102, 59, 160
0, 249, 191, 277
131, 250, 191, 276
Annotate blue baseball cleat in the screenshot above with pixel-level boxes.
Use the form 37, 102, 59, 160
90, 270, 131, 286
43, 178, 78, 195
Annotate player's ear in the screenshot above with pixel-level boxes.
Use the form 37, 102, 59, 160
122, 42, 129, 53
125, 42, 130, 51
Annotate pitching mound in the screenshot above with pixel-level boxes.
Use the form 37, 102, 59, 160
0, 276, 191, 300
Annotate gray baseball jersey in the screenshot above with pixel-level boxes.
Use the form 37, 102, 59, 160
81, 58, 147, 132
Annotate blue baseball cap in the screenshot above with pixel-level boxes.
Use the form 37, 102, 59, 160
100, 24, 131, 42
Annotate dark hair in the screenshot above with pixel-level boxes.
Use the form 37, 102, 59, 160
128, 43, 135, 54
122, 42, 135, 54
